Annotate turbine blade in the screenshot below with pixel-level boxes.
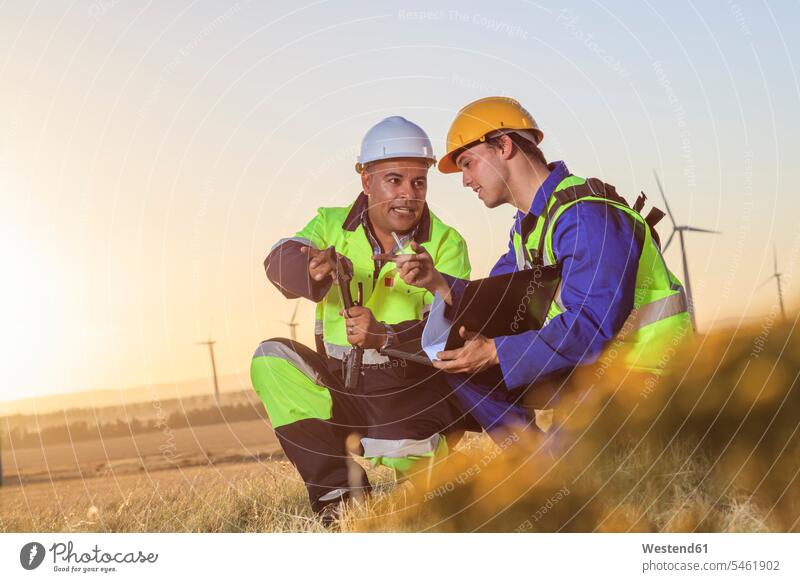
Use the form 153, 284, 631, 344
290, 301, 300, 323
663, 230, 676, 252
758, 275, 775, 289
682, 227, 720, 234
653, 169, 677, 227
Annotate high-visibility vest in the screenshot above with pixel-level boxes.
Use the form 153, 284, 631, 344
511, 175, 693, 374
279, 193, 471, 364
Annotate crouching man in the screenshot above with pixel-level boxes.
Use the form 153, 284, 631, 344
250, 117, 473, 519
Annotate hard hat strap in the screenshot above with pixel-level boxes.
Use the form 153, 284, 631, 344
484, 128, 539, 146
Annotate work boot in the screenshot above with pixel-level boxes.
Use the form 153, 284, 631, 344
315, 488, 352, 528
318, 500, 344, 529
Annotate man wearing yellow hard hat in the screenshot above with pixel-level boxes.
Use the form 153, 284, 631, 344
395, 96, 693, 433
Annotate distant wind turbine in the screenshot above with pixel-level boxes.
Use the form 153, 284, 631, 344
653, 170, 721, 331
759, 245, 787, 320
282, 302, 300, 341
196, 338, 220, 406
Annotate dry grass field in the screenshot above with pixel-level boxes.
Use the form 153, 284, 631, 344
2, 310, 798, 533
0, 446, 400, 533
2, 419, 280, 483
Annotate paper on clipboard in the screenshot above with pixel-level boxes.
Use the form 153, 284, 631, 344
421, 291, 453, 362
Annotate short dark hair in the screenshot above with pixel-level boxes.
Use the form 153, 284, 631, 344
485, 131, 547, 167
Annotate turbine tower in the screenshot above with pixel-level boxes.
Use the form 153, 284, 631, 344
653, 170, 721, 331
759, 245, 787, 320
283, 302, 300, 341
197, 338, 220, 406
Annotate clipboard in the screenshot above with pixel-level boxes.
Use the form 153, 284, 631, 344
380, 264, 561, 365
444, 264, 562, 350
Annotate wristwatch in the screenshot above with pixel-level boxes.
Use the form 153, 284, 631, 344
380, 324, 396, 351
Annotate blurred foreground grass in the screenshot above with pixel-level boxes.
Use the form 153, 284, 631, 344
351, 311, 800, 532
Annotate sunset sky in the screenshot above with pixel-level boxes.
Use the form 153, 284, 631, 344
2, 0, 798, 404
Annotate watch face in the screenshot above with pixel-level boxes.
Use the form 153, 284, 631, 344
382, 326, 394, 350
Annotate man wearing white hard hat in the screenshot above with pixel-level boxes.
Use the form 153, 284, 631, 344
250, 116, 474, 521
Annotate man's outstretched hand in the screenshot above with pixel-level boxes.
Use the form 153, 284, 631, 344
432, 326, 499, 374
384, 241, 453, 304
301, 246, 335, 282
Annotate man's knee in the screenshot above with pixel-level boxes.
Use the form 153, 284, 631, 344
250, 339, 291, 388
250, 339, 333, 428
361, 433, 449, 476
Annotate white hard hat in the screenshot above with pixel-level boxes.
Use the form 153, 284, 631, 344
355, 116, 436, 173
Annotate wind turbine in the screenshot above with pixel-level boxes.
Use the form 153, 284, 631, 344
196, 338, 220, 406
759, 245, 786, 320
282, 302, 300, 341
653, 170, 721, 331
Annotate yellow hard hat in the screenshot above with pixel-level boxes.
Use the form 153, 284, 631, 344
438, 96, 543, 174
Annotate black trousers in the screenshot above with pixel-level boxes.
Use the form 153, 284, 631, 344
251, 338, 475, 513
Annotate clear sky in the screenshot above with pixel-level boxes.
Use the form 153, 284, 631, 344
1, 0, 798, 403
